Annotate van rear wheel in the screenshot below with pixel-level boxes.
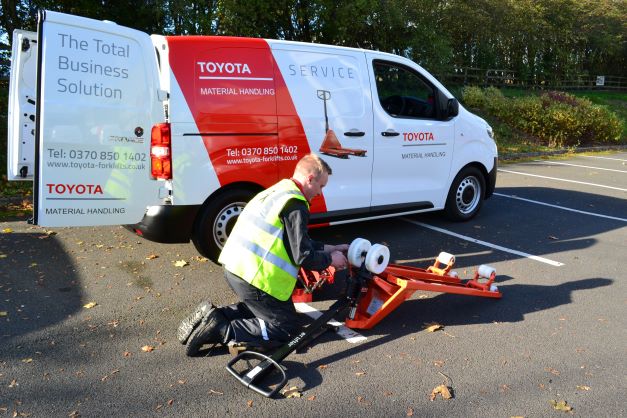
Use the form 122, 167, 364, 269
444, 166, 485, 221
192, 189, 255, 263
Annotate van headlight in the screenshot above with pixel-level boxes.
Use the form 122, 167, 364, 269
486, 125, 494, 140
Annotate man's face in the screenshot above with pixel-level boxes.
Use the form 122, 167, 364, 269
303, 171, 328, 202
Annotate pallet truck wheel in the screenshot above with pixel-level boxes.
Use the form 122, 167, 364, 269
348, 238, 371, 267
437, 251, 455, 265
478, 264, 496, 278
365, 244, 390, 274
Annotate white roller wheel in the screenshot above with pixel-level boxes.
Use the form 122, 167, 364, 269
478, 264, 496, 278
347, 238, 371, 267
437, 251, 455, 265
365, 244, 390, 274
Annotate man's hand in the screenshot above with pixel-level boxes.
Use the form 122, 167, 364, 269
324, 244, 349, 253
330, 250, 348, 270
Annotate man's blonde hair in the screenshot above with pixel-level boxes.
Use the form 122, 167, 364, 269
294, 153, 332, 178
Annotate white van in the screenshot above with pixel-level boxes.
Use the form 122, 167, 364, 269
7, 11, 497, 262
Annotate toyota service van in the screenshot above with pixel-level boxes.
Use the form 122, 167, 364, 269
7, 11, 497, 262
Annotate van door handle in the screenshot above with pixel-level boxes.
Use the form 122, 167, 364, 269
344, 129, 365, 137
381, 130, 400, 137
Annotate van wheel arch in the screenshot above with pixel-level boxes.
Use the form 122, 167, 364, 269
444, 163, 488, 221
191, 183, 263, 263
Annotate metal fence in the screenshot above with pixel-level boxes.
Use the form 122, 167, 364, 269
437, 68, 627, 91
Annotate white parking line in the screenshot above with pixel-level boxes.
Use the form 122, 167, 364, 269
499, 169, 627, 192
401, 218, 565, 267
494, 192, 627, 222
295, 302, 367, 343
580, 155, 627, 162
531, 160, 627, 173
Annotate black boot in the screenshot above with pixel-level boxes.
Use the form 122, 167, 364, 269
185, 309, 231, 357
177, 301, 215, 344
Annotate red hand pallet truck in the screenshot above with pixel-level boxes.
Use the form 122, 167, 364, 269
227, 238, 501, 397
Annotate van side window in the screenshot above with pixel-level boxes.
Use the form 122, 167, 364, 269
374, 61, 435, 119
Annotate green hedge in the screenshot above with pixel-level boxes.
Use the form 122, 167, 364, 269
461, 87, 622, 148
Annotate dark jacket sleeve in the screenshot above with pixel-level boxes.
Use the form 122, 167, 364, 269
280, 199, 331, 271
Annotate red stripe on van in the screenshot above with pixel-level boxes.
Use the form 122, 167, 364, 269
167, 36, 327, 214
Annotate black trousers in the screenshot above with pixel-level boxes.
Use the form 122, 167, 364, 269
221, 270, 304, 345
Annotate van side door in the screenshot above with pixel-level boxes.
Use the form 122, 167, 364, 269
367, 55, 454, 209
271, 44, 374, 215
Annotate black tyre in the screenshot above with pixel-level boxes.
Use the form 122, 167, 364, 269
444, 166, 485, 221
192, 188, 256, 263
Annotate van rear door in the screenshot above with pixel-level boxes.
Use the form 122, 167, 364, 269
7, 30, 38, 181
21, 11, 163, 226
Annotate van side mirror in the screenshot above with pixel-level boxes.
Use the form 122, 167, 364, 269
447, 98, 459, 118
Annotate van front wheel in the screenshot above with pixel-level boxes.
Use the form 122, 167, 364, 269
445, 167, 485, 221
192, 189, 255, 263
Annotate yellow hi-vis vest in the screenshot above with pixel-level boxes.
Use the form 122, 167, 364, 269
218, 179, 309, 301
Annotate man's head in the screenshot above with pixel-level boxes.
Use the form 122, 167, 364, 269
292, 154, 332, 202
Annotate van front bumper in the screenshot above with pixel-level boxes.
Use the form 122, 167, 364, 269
485, 157, 497, 199
125, 204, 200, 243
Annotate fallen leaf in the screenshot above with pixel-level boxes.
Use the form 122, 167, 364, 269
282, 386, 303, 398
208, 389, 223, 395
146, 254, 159, 260
430, 384, 453, 401
576, 385, 590, 391
425, 323, 443, 332
407, 407, 414, 416
247, 400, 253, 408
167, 399, 174, 406
307, 395, 316, 401
318, 364, 328, 370
21, 358, 33, 364
83, 302, 97, 309
433, 360, 445, 367
545, 367, 560, 376
68, 411, 80, 418
549, 399, 573, 412
123, 351, 132, 357
177, 379, 186, 385
9, 379, 18, 388
2, 228, 13, 233
141, 345, 155, 352
174, 260, 189, 267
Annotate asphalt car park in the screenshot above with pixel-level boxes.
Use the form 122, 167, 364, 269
1, 152, 625, 417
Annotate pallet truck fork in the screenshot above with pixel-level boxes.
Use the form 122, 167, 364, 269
226, 238, 502, 397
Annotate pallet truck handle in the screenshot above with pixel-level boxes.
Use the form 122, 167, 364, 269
226, 351, 287, 398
